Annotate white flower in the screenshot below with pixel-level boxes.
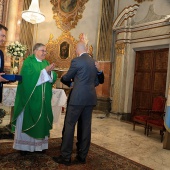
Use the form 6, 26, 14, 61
7, 41, 27, 57
13, 52, 17, 56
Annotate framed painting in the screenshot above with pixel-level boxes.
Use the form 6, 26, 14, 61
60, 0, 77, 13
50, 0, 88, 32
45, 32, 78, 70
60, 41, 70, 59
45, 32, 93, 70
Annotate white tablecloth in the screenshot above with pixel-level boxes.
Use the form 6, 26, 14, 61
2, 84, 67, 125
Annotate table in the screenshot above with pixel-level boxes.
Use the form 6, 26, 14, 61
2, 84, 67, 125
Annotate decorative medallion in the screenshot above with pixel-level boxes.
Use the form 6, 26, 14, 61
50, 0, 89, 32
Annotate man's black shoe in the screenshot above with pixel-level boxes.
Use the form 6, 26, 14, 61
34, 150, 46, 154
20, 151, 29, 156
75, 155, 86, 164
53, 155, 71, 166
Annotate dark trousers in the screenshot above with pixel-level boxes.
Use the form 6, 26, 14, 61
61, 105, 93, 160
0, 84, 3, 103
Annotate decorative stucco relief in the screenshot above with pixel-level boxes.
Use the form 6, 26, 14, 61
132, 5, 166, 25
115, 43, 125, 55
113, 4, 139, 29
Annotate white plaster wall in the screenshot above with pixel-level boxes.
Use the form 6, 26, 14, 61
37, 0, 102, 57
36, 1, 62, 44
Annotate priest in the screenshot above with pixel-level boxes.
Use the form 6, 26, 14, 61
11, 43, 57, 155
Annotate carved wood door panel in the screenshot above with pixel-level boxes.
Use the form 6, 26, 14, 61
131, 48, 169, 116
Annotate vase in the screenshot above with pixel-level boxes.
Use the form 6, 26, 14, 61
10, 56, 20, 74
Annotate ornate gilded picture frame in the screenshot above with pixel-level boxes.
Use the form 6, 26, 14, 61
45, 32, 78, 70
50, 0, 88, 32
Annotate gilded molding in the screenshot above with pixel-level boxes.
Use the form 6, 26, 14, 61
50, 0, 88, 32
113, 4, 139, 30
112, 56, 122, 112
115, 43, 125, 55
46, 32, 93, 70
46, 32, 78, 70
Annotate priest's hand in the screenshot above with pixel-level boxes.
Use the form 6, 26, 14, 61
45, 63, 55, 73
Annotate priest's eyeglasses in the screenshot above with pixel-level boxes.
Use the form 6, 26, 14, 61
38, 50, 48, 54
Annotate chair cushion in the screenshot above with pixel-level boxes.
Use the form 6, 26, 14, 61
133, 115, 149, 122
147, 119, 164, 126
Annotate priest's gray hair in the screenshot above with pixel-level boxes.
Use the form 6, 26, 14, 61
33, 43, 45, 52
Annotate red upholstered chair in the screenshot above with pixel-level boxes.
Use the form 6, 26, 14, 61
133, 108, 150, 135
146, 97, 166, 142
133, 96, 166, 135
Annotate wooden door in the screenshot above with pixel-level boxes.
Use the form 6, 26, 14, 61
131, 48, 169, 116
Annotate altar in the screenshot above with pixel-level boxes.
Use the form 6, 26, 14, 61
2, 84, 67, 126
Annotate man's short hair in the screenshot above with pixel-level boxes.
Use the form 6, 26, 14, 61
33, 43, 45, 52
0, 24, 8, 31
76, 41, 86, 51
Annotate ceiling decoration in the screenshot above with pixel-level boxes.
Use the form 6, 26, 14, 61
22, 0, 45, 24
50, 0, 88, 32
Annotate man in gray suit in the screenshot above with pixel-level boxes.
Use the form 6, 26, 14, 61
53, 41, 100, 166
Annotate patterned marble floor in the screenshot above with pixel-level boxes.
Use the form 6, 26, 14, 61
0, 108, 170, 170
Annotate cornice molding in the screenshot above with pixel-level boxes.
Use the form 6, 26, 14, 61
113, 4, 139, 29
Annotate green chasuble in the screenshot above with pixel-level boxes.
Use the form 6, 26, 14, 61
11, 54, 57, 139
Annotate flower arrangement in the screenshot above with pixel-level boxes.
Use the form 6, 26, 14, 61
7, 41, 27, 57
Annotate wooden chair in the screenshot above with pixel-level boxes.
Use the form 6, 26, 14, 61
146, 97, 166, 142
133, 96, 166, 135
133, 108, 150, 135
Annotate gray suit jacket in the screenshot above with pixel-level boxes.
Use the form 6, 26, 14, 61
62, 53, 99, 106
